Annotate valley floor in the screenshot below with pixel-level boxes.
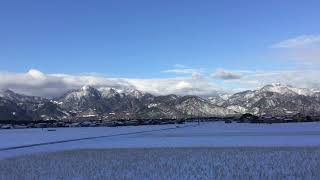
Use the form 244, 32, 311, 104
1, 122, 320, 179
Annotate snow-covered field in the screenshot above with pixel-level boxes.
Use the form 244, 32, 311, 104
1, 122, 320, 159
1, 122, 320, 179
1, 147, 320, 179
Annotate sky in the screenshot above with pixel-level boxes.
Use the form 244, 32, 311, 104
1, 0, 320, 97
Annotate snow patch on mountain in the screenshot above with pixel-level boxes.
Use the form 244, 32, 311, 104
260, 83, 315, 96
63, 85, 101, 101
227, 105, 247, 114
98, 87, 147, 99
98, 87, 120, 98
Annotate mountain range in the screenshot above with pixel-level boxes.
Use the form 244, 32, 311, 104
1, 83, 320, 121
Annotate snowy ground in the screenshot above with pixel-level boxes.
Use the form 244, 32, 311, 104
1, 122, 320, 159
1, 122, 320, 179
1, 147, 320, 179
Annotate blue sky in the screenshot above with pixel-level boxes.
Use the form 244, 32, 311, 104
1, 0, 320, 96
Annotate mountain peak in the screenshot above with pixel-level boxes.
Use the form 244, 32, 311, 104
260, 84, 296, 95
122, 88, 146, 98
81, 85, 95, 91
78, 85, 100, 96
0, 89, 19, 98
271, 83, 282, 86
58, 85, 101, 102
99, 87, 120, 98
98, 87, 149, 99
0, 88, 13, 93
260, 83, 314, 96
266, 83, 291, 88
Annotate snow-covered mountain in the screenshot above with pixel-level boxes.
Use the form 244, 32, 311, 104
174, 96, 236, 117
98, 87, 151, 99
312, 92, 320, 102
207, 94, 230, 106
55, 85, 104, 112
0, 96, 30, 121
0, 89, 69, 121
220, 84, 320, 116
54, 86, 236, 120
1, 89, 48, 110
58, 85, 102, 103
259, 83, 316, 96
1, 84, 320, 121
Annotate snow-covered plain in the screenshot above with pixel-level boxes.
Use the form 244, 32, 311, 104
1, 122, 320, 179
1, 147, 320, 179
1, 122, 320, 160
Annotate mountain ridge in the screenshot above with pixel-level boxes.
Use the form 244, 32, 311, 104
1, 84, 319, 121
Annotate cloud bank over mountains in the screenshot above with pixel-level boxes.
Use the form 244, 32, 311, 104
0, 69, 223, 98
1, 67, 320, 98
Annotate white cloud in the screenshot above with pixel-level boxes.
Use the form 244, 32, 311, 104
271, 35, 320, 48
1, 67, 320, 98
270, 34, 320, 63
126, 75, 223, 96
0, 69, 222, 98
162, 68, 201, 76
211, 69, 242, 80
173, 64, 187, 68
219, 69, 320, 91
162, 64, 203, 77
27, 69, 46, 79
281, 48, 320, 62
176, 81, 192, 89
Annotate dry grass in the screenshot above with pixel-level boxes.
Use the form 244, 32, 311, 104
1, 147, 320, 180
